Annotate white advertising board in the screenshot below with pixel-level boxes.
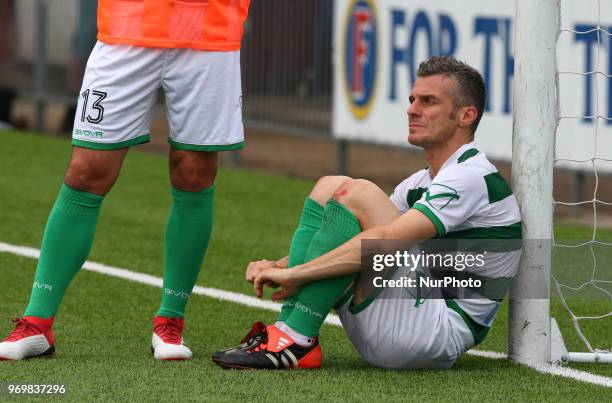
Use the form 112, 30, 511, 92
333, 0, 612, 171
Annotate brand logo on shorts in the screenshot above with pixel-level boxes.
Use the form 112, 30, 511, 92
74, 128, 103, 138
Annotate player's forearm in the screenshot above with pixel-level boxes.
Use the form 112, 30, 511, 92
291, 227, 384, 284
287, 210, 435, 285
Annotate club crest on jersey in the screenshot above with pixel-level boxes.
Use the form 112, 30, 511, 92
343, 0, 378, 119
425, 184, 460, 210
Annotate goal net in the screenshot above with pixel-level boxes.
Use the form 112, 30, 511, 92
510, 0, 612, 364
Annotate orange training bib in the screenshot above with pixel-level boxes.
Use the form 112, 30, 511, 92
97, 0, 251, 51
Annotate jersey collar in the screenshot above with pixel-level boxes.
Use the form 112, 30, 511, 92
429, 142, 476, 178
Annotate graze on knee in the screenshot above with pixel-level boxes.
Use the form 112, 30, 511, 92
309, 175, 352, 205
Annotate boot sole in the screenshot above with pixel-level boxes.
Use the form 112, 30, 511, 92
0, 345, 55, 361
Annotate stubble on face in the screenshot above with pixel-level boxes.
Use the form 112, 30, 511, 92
407, 75, 461, 148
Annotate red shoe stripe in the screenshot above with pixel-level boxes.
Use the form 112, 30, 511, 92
264, 325, 295, 353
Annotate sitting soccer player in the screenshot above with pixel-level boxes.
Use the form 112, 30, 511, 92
212, 56, 522, 370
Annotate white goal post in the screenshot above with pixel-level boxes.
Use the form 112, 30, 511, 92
509, 0, 558, 366
510, 0, 612, 365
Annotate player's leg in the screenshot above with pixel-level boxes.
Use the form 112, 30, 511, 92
210, 175, 346, 363
152, 48, 242, 360
282, 179, 401, 338
156, 148, 216, 319
25, 147, 128, 318
0, 147, 128, 361
151, 148, 217, 360
213, 179, 402, 369
0, 42, 162, 361
276, 175, 350, 322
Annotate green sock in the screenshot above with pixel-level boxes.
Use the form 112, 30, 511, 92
284, 199, 361, 337
157, 185, 215, 318
24, 183, 104, 318
277, 198, 324, 322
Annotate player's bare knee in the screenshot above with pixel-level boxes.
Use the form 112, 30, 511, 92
309, 175, 352, 205
64, 161, 116, 195
171, 166, 217, 192
332, 178, 376, 207
170, 150, 217, 191
64, 147, 127, 194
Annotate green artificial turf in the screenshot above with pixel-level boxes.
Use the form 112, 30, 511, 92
0, 130, 610, 401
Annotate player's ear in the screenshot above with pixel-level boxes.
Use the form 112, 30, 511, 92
458, 105, 478, 129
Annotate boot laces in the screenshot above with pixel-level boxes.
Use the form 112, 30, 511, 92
154, 318, 183, 344
239, 322, 267, 351
5, 318, 41, 342
244, 329, 270, 352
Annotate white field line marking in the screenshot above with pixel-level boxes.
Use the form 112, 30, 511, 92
0, 241, 610, 388
465, 349, 507, 360
529, 365, 612, 388
0, 242, 341, 327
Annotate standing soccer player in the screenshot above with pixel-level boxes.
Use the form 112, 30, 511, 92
0, 0, 251, 361
213, 56, 522, 370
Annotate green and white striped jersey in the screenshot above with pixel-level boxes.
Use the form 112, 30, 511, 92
389, 142, 522, 345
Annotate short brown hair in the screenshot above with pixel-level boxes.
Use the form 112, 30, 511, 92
416, 56, 486, 135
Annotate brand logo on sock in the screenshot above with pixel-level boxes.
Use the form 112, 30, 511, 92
164, 288, 190, 299
33, 282, 52, 291
295, 302, 324, 320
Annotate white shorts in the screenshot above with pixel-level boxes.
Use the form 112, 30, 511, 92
72, 41, 244, 151
336, 269, 475, 369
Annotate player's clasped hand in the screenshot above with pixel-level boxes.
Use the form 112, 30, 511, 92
244, 259, 277, 283
253, 268, 299, 301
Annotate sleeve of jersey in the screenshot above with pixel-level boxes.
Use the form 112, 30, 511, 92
389, 177, 412, 213
412, 168, 483, 237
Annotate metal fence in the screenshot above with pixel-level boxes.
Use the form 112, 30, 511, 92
241, 0, 333, 137
0, 0, 334, 137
